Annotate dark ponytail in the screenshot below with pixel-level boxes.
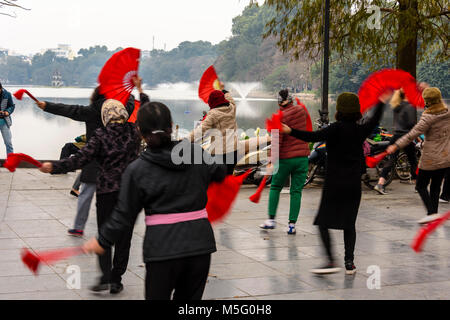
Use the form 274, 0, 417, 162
137, 102, 173, 149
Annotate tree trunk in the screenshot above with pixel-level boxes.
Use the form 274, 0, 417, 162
396, 0, 419, 78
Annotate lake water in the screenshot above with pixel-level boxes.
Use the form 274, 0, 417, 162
2, 84, 434, 160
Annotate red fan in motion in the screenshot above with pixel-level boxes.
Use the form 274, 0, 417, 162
266, 110, 283, 133
3, 153, 42, 172
249, 176, 268, 204
206, 170, 251, 223
21, 247, 85, 275
358, 69, 425, 113
295, 97, 313, 132
13, 89, 39, 103
411, 211, 450, 253
128, 100, 140, 123
365, 151, 388, 168
198, 65, 221, 104
98, 47, 141, 106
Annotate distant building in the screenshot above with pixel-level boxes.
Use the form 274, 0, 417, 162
141, 50, 152, 59
44, 44, 76, 60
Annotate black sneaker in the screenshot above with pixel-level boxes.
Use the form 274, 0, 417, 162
374, 184, 387, 195
439, 197, 449, 203
110, 282, 124, 294
68, 229, 83, 237
90, 282, 109, 292
310, 262, 341, 274
345, 260, 357, 275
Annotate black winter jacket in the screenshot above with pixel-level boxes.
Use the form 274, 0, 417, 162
97, 140, 227, 262
393, 101, 417, 134
44, 93, 149, 183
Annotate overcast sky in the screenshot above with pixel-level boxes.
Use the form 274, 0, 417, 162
1, 0, 262, 55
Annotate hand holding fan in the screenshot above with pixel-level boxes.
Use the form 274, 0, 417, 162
199, 65, 221, 104
365, 151, 388, 168
98, 47, 141, 106
359, 69, 425, 113
21, 247, 85, 275
13, 89, 39, 103
206, 170, 251, 223
266, 110, 283, 133
3, 153, 42, 172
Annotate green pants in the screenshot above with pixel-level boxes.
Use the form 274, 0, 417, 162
268, 157, 309, 223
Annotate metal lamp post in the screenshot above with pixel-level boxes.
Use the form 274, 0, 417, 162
320, 0, 330, 124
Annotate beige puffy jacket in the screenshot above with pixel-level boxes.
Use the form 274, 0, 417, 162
189, 92, 237, 155
395, 105, 450, 171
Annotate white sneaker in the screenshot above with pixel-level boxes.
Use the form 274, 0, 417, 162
259, 219, 276, 230
417, 214, 440, 225
286, 223, 296, 235
439, 198, 449, 203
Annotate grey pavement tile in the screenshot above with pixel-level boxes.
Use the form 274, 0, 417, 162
211, 250, 255, 265
0, 274, 67, 294
0, 260, 54, 277
0, 249, 25, 262
203, 279, 250, 300
23, 235, 85, 249
235, 247, 313, 262
389, 281, 450, 300
328, 285, 423, 300
0, 223, 16, 239
255, 291, 340, 300
0, 238, 29, 249
226, 275, 316, 296
209, 262, 284, 280
6, 220, 69, 238
0, 289, 82, 300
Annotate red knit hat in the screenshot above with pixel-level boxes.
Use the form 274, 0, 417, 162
208, 90, 229, 109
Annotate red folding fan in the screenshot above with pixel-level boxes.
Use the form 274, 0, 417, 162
411, 211, 450, 253
198, 65, 221, 104
365, 151, 388, 168
249, 176, 268, 203
13, 89, 39, 103
128, 100, 140, 123
358, 69, 425, 113
21, 247, 85, 275
206, 170, 251, 224
98, 47, 141, 106
266, 110, 283, 133
3, 153, 42, 172
295, 97, 313, 132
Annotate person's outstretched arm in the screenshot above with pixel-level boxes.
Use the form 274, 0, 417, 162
40, 131, 102, 174
360, 102, 386, 138
36, 100, 95, 122
283, 123, 334, 143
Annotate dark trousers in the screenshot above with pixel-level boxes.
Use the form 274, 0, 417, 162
319, 226, 356, 263
60, 143, 79, 160
441, 168, 450, 201
416, 168, 447, 215
96, 192, 133, 284
380, 134, 417, 180
145, 254, 211, 300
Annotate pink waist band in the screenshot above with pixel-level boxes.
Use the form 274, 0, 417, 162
145, 208, 208, 226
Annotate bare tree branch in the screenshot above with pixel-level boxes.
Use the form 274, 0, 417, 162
0, 0, 29, 18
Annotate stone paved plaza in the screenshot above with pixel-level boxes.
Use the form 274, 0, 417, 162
0, 168, 449, 300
